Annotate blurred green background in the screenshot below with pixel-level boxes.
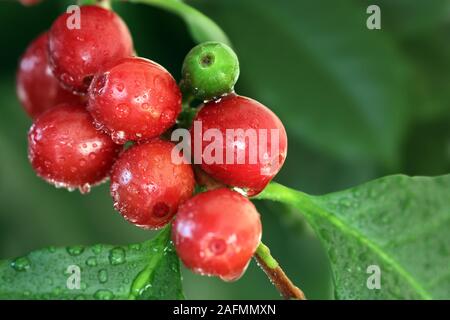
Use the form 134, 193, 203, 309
0, 0, 449, 299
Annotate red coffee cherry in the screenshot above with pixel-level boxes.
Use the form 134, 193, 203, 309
191, 94, 288, 195
88, 57, 182, 144
110, 139, 194, 229
16, 33, 82, 119
28, 103, 122, 193
48, 5, 133, 93
172, 188, 262, 281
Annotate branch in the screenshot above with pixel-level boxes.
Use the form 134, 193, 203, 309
254, 242, 306, 300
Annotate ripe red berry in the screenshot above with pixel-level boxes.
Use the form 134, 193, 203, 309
48, 5, 133, 93
28, 103, 122, 193
110, 139, 194, 229
172, 188, 262, 281
88, 57, 182, 144
191, 94, 287, 195
16, 33, 82, 119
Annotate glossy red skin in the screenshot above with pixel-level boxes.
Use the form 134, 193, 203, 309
48, 5, 134, 93
28, 104, 122, 191
172, 188, 262, 281
191, 94, 287, 195
110, 139, 194, 229
16, 33, 82, 119
88, 57, 182, 144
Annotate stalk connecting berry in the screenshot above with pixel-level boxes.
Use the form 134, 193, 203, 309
172, 188, 262, 281
48, 5, 134, 93
16, 33, 82, 118
110, 139, 195, 229
191, 94, 288, 196
28, 103, 122, 193
181, 41, 239, 100
88, 57, 182, 144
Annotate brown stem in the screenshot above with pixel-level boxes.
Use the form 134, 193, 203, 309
254, 242, 306, 300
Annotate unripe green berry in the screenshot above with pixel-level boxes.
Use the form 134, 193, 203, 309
181, 41, 239, 101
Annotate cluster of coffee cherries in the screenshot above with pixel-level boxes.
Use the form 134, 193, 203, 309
17, 5, 287, 281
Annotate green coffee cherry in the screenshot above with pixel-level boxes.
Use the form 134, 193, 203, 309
181, 41, 239, 101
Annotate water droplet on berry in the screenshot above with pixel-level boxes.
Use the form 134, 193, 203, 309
111, 131, 126, 144
208, 238, 227, 256
141, 103, 151, 111
79, 183, 91, 194
109, 247, 126, 265
220, 263, 249, 282
11, 256, 31, 272
93, 120, 105, 131
60, 73, 74, 84
160, 110, 174, 123
116, 104, 130, 119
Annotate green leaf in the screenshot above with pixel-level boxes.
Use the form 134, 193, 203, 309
255, 175, 450, 299
0, 227, 183, 300
359, 0, 450, 38
196, 0, 412, 167
127, 0, 230, 45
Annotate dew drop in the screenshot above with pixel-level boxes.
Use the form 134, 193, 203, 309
116, 104, 130, 119
109, 247, 126, 265
98, 269, 108, 283
111, 131, 126, 144
85, 256, 98, 267
208, 238, 227, 256
67, 245, 84, 256
11, 256, 31, 272
92, 244, 103, 255
79, 183, 91, 194
141, 103, 151, 111
94, 289, 114, 300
